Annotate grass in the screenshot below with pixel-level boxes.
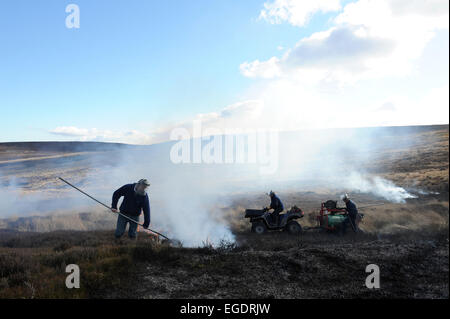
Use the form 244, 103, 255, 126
0, 227, 448, 298
0, 230, 239, 298
0, 231, 147, 298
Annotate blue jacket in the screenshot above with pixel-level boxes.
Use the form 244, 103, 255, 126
112, 183, 150, 227
345, 200, 358, 218
270, 194, 284, 211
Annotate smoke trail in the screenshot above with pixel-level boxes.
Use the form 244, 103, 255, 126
343, 172, 417, 203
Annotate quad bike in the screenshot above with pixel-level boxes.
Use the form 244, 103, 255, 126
244, 206, 304, 234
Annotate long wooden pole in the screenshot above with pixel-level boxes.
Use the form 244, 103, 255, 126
58, 177, 171, 240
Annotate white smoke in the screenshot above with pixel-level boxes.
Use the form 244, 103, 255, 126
88, 147, 236, 247
0, 125, 441, 246
343, 172, 417, 203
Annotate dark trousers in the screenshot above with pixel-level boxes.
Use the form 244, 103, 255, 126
343, 214, 358, 233
115, 214, 140, 239
271, 208, 283, 225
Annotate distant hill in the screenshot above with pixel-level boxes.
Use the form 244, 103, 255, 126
0, 141, 136, 152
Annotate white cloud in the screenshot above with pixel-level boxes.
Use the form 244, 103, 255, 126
240, 25, 397, 84
334, 0, 448, 77
285, 27, 394, 67
51, 126, 92, 137
234, 0, 449, 131
50, 126, 153, 144
240, 57, 282, 79
386, 0, 448, 18
246, 0, 449, 84
260, 0, 342, 27
49, 101, 266, 144
319, 84, 449, 128
49, 81, 449, 145
170, 100, 267, 137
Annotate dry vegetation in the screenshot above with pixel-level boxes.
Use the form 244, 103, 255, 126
0, 229, 447, 298
0, 125, 448, 298
0, 230, 136, 298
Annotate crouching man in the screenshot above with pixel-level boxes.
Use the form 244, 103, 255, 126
111, 179, 151, 239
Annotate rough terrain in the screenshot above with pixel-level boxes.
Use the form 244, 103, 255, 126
0, 125, 448, 298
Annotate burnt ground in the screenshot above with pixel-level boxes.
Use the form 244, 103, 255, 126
1, 228, 446, 299
120, 230, 448, 299
0, 125, 448, 298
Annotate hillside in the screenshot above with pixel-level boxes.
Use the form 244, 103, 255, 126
0, 125, 448, 298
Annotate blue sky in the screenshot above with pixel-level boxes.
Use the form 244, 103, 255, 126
0, 0, 448, 143
0, 0, 322, 140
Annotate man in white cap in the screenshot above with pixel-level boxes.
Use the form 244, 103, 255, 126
111, 179, 151, 239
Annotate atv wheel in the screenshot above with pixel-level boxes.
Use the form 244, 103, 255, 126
251, 222, 267, 234
285, 220, 302, 234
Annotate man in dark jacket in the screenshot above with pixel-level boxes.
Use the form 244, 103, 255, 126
111, 179, 151, 239
342, 193, 358, 233
267, 191, 284, 226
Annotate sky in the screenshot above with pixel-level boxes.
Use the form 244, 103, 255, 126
0, 0, 448, 144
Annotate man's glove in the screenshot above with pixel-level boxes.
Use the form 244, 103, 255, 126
143, 223, 149, 229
